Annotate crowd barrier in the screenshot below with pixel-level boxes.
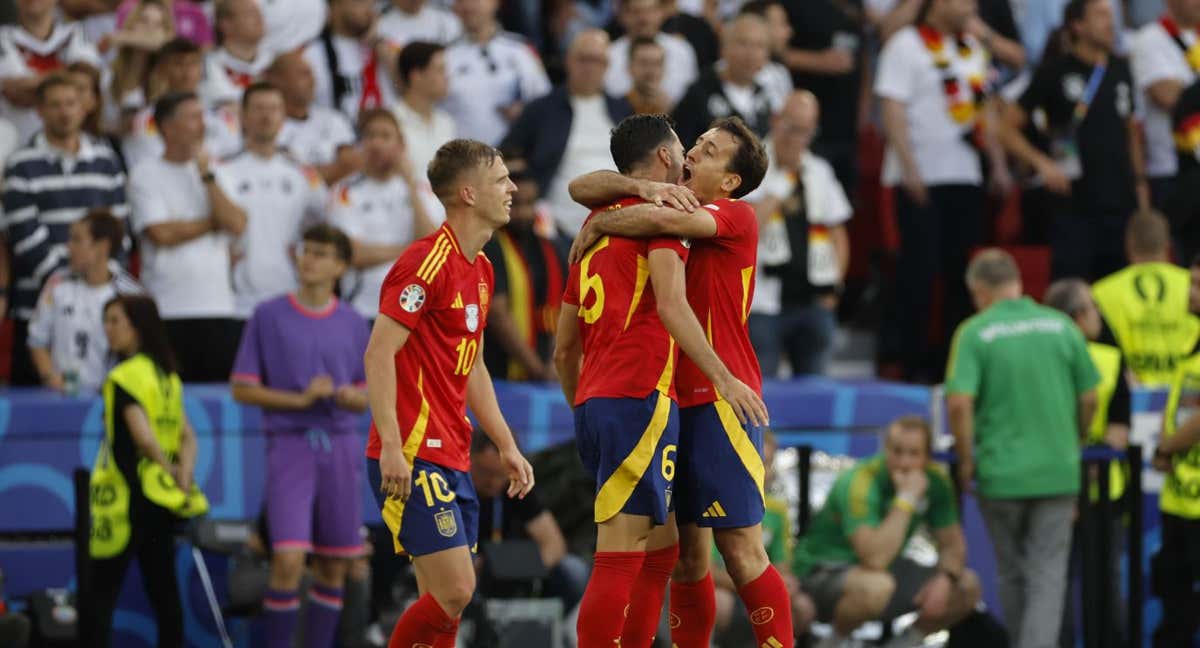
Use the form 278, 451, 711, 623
0, 379, 1171, 646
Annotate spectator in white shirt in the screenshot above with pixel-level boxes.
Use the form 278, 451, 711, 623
604, 0, 699, 109
123, 38, 242, 172
392, 41, 456, 187
330, 109, 439, 320
0, 0, 102, 142
1130, 0, 1200, 209
128, 91, 248, 382
259, 0, 327, 57
207, 0, 271, 92
443, 0, 551, 145
378, 0, 463, 48
220, 82, 329, 318
267, 51, 361, 185
28, 209, 143, 394
875, 0, 1003, 382
501, 29, 630, 235
746, 91, 851, 378
624, 36, 670, 115
304, 0, 395, 123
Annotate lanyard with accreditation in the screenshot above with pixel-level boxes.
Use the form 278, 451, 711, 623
1051, 61, 1107, 180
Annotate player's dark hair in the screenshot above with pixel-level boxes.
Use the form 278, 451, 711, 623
104, 295, 179, 376
709, 116, 768, 198
79, 209, 125, 259
628, 35, 663, 60
242, 80, 282, 110
471, 428, 499, 454
357, 107, 401, 136
427, 139, 502, 202
153, 90, 198, 126
302, 223, 353, 263
610, 113, 677, 174
153, 36, 202, 69
398, 41, 445, 87
35, 73, 77, 105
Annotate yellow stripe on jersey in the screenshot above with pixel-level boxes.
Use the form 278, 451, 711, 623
714, 399, 765, 506
594, 392, 673, 523
401, 370, 431, 464
623, 254, 650, 331
655, 338, 676, 394
740, 266, 754, 324
417, 236, 451, 283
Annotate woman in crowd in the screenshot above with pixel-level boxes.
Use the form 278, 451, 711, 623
87, 295, 203, 647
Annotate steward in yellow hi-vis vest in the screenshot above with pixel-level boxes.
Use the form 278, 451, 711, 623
1149, 262, 1200, 647
1086, 341, 1130, 501
87, 295, 203, 648
1092, 212, 1200, 387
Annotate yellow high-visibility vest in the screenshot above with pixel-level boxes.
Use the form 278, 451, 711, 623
1093, 262, 1200, 387
1160, 352, 1200, 519
1087, 342, 1126, 501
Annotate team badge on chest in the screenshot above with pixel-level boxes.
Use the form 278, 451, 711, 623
465, 304, 480, 332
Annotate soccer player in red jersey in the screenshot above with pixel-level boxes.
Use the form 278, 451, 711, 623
568, 116, 794, 648
553, 114, 768, 648
363, 139, 535, 648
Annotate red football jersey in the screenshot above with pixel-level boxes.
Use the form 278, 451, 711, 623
676, 198, 763, 408
366, 223, 494, 471
562, 198, 689, 405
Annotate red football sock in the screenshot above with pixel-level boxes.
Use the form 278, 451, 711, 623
669, 571, 716, 648
737, 566, 794, 648
577, 551, 645, 648
619, 543, 679, 648
389, 593, 456, 648
433, 618, 460, 648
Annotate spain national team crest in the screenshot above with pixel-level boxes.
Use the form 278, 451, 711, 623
478, 282, 489, 312
399, 284, 426, 313
465, 304, 479, 332
435, 509, 458, 537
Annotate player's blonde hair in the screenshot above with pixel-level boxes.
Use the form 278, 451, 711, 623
427, 139, 502, 203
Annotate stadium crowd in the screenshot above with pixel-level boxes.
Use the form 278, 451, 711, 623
0, 0, 1199, 647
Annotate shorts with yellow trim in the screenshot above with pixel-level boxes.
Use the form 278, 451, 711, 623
575, 390, 680, 525
676, 400, 765, 528
367, 457, 479, 557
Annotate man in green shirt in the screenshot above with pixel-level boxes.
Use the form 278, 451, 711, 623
946, 249, 1099, 648
793, 416, 980, 648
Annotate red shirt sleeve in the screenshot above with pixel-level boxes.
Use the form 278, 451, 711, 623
704, 199, 756, 243
378, 240, 437, 330
562, 262, 581, 306
648, 237, 689, 262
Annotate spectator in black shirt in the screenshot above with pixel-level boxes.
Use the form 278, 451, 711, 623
999, 0, 1148, 280
482, 167, 569, 382
470, 431, 588, 613
673, 12, 774, 146
779, 0, 866, 194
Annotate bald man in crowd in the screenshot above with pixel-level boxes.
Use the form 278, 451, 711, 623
746, 90, 852, 377
673, 12, 775, 147
501, 29, 633, 236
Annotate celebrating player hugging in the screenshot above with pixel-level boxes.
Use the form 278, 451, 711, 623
557, 114, 790, 648
364, 139, 535, 648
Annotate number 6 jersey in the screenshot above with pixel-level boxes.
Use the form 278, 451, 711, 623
367, 223, 494, 471
562, 198, 689, 405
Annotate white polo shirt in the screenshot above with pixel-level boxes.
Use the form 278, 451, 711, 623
605, 33, 698, 108
443, 31, 551, 145
128, 157, 237, 319
1131, 21, 1196, 179
392, 97, 457, 188
217, 149, 329, 317
122, 103, 243, 173
378, 4, 463, 48
278, 105, 357, 168
875, 26, 987, 187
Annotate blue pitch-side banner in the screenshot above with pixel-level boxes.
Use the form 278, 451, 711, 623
0, 379, 1170, 647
